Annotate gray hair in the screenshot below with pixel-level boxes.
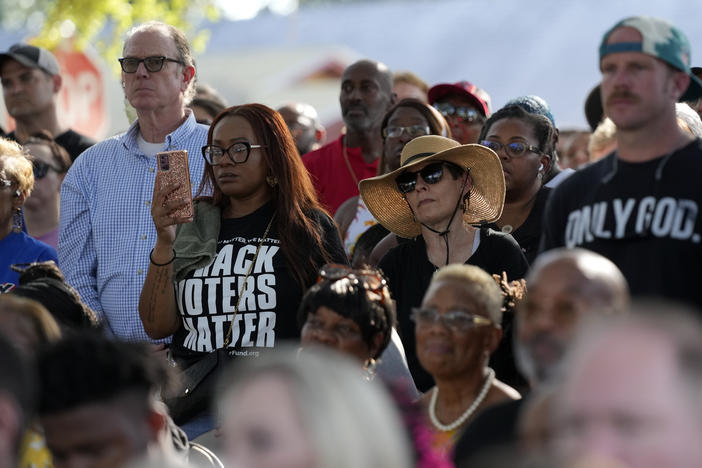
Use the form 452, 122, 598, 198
429, 264, 504, 323
124, 21, 197, 103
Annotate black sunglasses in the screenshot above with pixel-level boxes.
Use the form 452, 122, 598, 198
395, 162, 453, 194
433, 103, 484, 123
33, 160, 61, 179
118, 56, 184, 73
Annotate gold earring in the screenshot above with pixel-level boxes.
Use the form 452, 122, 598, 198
266, 175, 278, 187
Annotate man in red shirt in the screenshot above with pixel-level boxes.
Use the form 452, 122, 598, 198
303, 59, 395, 215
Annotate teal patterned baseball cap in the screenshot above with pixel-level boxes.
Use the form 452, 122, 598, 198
599, 16, 702, 101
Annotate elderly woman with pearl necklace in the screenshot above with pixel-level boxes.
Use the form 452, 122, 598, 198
413, 263, 520, 456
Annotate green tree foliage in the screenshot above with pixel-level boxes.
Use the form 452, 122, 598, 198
0, 0, 219, 73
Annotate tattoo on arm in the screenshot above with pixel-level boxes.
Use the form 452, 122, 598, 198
146, 267, 172, 324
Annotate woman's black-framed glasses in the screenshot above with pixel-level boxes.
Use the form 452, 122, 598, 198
201, 142, 267, 166
118, 56, 184, 73
410, 307, 493, 332
33, 160, 62, 179
395, 162, 449, 194
480, 140, 544, 158
318, 264, 387, 297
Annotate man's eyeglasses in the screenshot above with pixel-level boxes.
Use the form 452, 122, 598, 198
480, 140, 545, 158
410, 307, 493, 332
33, 161, 61, 179
118, 56, 184, 73
395, 162, 462, 194
383, 125, 431, 139
433, 103, 484, 123
201, 142, 267, 166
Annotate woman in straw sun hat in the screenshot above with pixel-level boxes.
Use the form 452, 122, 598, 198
360, 135, 528, 392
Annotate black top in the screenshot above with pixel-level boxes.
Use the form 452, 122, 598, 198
7, 129, 95, 161
541, 140, 702, 309
453, 398, 524, 468
489, 187, 551, 264
379, 227, 529, 391
171, 202, 347, 360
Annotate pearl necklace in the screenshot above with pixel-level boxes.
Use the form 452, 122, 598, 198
428, 367, 495, 432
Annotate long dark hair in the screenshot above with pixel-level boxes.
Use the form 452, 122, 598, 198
196, 103, 334, 290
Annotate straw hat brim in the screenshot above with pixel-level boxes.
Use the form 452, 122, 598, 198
360, 144, 505, 239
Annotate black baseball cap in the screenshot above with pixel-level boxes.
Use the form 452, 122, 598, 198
0, 43, 60, 75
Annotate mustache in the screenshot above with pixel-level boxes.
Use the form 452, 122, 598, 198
606, 91, 640, 105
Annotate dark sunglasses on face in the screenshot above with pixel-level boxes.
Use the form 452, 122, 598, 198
382, 125, 431, 139
395, 162, 450, 194
480, 140, 544, 158
433, 103, 484, 123
118, 56, 184, 73
33, 160, 61, 179
201, 141, 267, 166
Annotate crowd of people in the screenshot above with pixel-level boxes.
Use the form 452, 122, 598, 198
1, 13, 702, 468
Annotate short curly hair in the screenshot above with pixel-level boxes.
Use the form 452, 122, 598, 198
297, 267, 395, 359
0, 137, 33, 197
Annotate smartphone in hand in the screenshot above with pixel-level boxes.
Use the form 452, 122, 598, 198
155, 150, 193, 221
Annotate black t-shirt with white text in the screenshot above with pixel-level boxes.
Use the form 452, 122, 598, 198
171, 202, 346, 360
541, 139, 702, 308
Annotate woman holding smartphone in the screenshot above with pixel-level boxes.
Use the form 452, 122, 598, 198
139, 103, 347, 437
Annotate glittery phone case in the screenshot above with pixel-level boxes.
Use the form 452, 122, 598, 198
156, 150, 193, 220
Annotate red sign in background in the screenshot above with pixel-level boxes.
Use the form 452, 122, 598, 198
2, 45, 108, 140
